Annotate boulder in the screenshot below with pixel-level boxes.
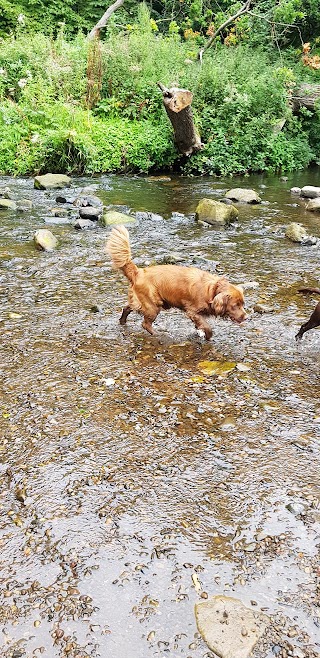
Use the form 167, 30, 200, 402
285, 222, 309, 243
290, 187, 301, 195
195, 595, 267, 658
50, 207, 69, 217
34, 173, 71, 190
0, 199, 17, 210
73, 194, 103, 208
16, 199, 33, 211
300, 186, 320, 199
74, 219, 95, 230
79, 206, 101, 220
306, 198, 320, 213
34, 229, 58, 251
225, 188, 261, 204
101, 211, 135, 226
195, 199, 238, 227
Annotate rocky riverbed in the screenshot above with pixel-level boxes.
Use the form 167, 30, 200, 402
0, 171, 319, 658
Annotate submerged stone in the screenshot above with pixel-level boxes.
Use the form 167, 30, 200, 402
198, 360, 236, 376
34, 173, 71, 190
195, 595, 267, 658
195, 199, 238, 227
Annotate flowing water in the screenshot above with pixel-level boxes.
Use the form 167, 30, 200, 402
0, 171, 319, 658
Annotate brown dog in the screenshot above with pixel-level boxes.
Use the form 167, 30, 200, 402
296, 288, 320, 340
106, 225, 246, 339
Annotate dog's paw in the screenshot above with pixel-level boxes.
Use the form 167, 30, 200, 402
196, 329, 206, 339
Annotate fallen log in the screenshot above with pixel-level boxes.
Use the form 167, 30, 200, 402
157, 83, 203, 156
291, 83, 320, 113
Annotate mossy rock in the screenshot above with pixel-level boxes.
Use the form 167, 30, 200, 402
195, 199, 238, 227
101, 210, 136, 226
34, 229, 58, 251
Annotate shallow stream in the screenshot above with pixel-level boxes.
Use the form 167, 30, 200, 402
0, 170, 319, 658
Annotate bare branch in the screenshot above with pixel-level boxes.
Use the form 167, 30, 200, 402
198, 0, 251, 60
88, 0, 125, 40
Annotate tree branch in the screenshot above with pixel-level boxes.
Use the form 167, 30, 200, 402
88, 0, 125, 40
198, 0, 252, 61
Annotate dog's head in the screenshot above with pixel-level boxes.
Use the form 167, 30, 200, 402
211, 279, 247, 324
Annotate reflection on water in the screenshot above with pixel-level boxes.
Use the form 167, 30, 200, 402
0, 172, 319, 657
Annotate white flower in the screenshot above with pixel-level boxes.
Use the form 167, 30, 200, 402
17, 14, 25, 25
30, 133, 40, 143
0, 68, 6, 76
17, 78, 27, 88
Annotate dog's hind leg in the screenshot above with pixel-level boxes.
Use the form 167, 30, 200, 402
119, 305, 133, 325
186, 309, 212, 340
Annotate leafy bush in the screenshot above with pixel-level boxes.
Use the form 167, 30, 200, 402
0, 21, 319, 176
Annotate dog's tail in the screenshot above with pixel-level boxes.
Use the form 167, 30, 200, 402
105, 225, 138, 284
298, 287, 320, 295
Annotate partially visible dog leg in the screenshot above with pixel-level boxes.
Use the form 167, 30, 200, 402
296, 301, 320, 340
186, 310, 212, 340
119, 305, 133, 325
142, 314, 158, 335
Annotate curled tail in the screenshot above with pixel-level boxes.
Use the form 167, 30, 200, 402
105, 225, 138, 284
298, 287, 320, 296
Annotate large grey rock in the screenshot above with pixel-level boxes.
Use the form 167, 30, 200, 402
0, 199, 17, 210
195, 199, 238, 227
34, 229, 58, 251
306, 198, 320, 213
34, 173, 71, 190
79, 206, 101, 220
195, 595, 267, 658
300, 186, 320, 199
225, 188, 261, 204
101, 210, 135, 226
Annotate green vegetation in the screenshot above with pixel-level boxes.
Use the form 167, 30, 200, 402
0, 2, 319, 176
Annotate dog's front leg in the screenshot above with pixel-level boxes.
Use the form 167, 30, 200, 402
186, 310, 212, 340
119, 305, 133, 325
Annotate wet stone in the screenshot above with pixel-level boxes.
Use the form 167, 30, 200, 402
225, 188, 262, 204
286, 502, 306, 515
0, 198, 17, 210
195, 595, 267, 658
34, 229, 58, 251
79, 206, 101, 220
74, 218, 96, 230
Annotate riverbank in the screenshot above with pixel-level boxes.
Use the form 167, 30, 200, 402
0, 26, 319, 177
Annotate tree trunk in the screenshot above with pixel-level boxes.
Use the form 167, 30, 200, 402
157, 83, 203, 156
291, 83, 320, 112
88, 0, 125, 40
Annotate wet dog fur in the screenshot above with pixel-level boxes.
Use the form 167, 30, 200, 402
105, 225, 246, 340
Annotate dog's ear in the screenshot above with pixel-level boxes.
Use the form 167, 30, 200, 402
236, 284, 244, 293
211, 292, 230, 316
